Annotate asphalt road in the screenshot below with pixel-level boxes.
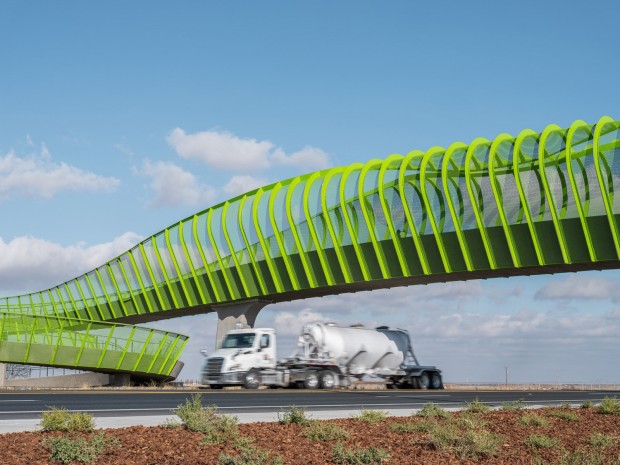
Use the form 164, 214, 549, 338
0, 389, 617, 422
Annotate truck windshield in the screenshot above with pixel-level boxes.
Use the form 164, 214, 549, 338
222, 333, 255, 349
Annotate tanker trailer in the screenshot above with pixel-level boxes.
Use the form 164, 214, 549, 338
201, 322, 443, 390
283, 322, 443, 389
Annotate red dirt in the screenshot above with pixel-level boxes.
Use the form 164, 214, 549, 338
2, 407, 620, 464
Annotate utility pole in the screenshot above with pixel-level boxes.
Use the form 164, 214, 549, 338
505, 366, 508, 388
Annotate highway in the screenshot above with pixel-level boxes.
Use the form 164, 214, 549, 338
0, 388, 617, 432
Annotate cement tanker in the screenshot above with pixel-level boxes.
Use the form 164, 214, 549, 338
202, 322, 442, 390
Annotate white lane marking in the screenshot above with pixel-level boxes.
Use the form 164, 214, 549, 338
0, 400, 38, 403
372, 394, 451, 398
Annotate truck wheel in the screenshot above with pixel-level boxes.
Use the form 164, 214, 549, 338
303, 370, 319, 389
319, 370, 336, 389
243, 369, 260, 389
430, 372, 443, 389
418, 372, 430, 390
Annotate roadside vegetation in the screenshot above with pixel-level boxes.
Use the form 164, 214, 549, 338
38, 408, 120, 464
23, 398, 620, 464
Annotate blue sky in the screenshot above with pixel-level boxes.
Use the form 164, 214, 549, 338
0, 1, 619, 383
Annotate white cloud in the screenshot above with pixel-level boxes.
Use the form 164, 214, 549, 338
535, 275, 620, 301
167, 128, 273, 171
167, 128, 331, 173
223, 175, 269, 197
271, 146, 330, 170
0, 148, 119, 201
137, 160, 217, 207
273, 308, 328, 336
0, 232, 143, 294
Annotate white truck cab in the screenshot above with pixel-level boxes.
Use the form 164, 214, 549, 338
202, 328, 278, 389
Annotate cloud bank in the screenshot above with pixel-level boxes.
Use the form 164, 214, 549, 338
0, 147, 119, 201
0, 232, 143, 294
167, 128, 330, 172
137, 160, 217, 207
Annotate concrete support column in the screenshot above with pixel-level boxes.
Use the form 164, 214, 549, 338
214, 299, 271, 350
0, 363, 6, 387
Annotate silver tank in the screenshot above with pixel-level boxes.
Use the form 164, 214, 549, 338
295, 323, 410, 376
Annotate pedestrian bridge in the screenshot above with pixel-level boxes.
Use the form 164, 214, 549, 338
0, 116, 618, 380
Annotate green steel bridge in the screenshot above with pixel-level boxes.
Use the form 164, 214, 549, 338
0, 116, 619, 381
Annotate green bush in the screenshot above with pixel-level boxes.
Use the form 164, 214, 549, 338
277, 405, 312, 426
160, 417, 182, 429
555, 448, 620, 465
303, 421, 349, 441
421, 415, 501, 460
353, 408, 388, 424
39, 407, 95, 433
519, 413, 549, 428
547, 409, 580, 421
525, 434, 559, 449
416, 402, 448, 418
501, 399, 525, 411
389, 421, 418, 433
175, 394, 238, 444
45, 433, 120, 464
597, 396, 620, 415
218, 443, 283, 465
580, 400, 594, 409
464, 398, 491, 414
589, 432, 615, 449
332, 442, 389, 464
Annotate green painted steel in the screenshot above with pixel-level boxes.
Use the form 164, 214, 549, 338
0, 116, 618, 379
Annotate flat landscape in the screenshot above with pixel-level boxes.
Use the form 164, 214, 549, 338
2, 398, 620, 465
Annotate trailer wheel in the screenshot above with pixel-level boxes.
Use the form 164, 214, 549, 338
303, 370, 320, 389
319, 370, 336, 389
243, 369, 260, 389
430, 372, 443, 389
418, 372, 430, 390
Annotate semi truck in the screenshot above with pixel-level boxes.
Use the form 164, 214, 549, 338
201, 322, 443, 390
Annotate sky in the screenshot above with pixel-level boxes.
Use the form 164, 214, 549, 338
0, 1, 619, 383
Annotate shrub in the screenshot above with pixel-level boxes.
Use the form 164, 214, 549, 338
547, 409, 580, 421
304, 421, 349, 441
464, 398, 491, 414
218, 444, 283, 465
160, 418, 182, 429
45, 433, 120, 464
411, 420, 435, 433
597, 396, 620, 415
589, 432, 615, 449
560, 402, 573, 409
501, 399, 525, 411
416, 402, 448, 418
421, 415, 501, 460
580, 400, 594, 409
39, 407, 95, 433
353, 409, 388, 424
525, 434, 559, 449
277, 405, 312, 426
519, 413, 549, 428
389, 422, 418, 433
175, 394, 238, 444
555, 448, 620, 465
332, 442, 389, 464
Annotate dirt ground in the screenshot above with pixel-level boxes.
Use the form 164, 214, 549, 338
1, 407, 619, 464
